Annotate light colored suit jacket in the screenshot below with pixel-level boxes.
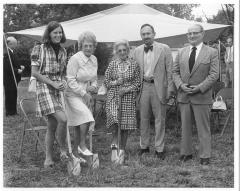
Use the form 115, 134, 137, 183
133, 41, 174, 104
172, 44, 219, 104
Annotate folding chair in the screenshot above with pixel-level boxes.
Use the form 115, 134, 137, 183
211, 88, 233, 136
212, 81, 225, 99
166, 95, 179, 128
211, 81, 225, 131
18, 98, 47, 160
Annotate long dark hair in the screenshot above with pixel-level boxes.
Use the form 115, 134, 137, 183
42, 21, 66, 44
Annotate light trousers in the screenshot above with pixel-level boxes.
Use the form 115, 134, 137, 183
139, 82, 166, 152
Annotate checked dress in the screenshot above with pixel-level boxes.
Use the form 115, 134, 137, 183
31, 43, 67, 117
104, 57, 141, 130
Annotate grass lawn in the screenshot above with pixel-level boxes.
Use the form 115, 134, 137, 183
3, 78, 234, 187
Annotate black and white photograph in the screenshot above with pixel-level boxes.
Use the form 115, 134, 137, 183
2, 0, 239, 189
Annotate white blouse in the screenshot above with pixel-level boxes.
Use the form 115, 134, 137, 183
65, 51, 98, 97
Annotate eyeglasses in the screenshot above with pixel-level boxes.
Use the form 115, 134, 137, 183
118, 49, 127, 53
187, 31, 202, 36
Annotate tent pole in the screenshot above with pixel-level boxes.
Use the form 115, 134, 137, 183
218, 40, 222, 81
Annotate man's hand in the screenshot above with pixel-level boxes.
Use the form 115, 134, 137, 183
180, 83, 193, 94
188, 85, 200, 94
17, 69, 23, 74
20, 65, 25, 70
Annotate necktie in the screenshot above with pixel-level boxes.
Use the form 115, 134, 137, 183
144, 45, 153, 53
189, 47, 197, 73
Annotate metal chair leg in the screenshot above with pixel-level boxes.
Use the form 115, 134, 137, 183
220, 111, 231, 137
35, 132, 40, 152
18, 121, 26, 160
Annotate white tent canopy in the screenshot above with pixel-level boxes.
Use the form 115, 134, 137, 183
8, 4, 229, 47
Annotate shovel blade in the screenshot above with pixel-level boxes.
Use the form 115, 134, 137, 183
92, 154, 99, 169
67, 157, 81, 176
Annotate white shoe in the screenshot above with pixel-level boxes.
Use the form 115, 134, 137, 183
118, 150, 125, 165
78, 146, 93, 156
111, 150, 118, 162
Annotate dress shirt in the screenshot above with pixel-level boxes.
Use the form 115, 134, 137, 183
189, 42, 203, 61
143, 44, 154, 79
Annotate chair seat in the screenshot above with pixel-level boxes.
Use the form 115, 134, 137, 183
25, 125, 47, 131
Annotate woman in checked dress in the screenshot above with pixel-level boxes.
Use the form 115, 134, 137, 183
104, 39, 141, 164
31, 21, 68, 168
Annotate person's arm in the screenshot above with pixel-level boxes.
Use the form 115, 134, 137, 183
104, 61, 123, 89
197, 49, 219, 93
31, 45, 65, 91
121, 62, 141, 93
164, 45, 175, 97
66, 56, 89, 97
172, 49, 184, 90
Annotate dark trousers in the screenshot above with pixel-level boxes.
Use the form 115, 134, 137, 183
4, 82, 18, 115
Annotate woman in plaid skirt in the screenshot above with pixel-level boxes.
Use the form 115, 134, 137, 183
31, 21, 68, 168
104, 39, 141, 164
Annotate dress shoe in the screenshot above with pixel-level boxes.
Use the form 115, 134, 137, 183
155, 151, 165, 160
179, 155, 193, 162
200, 158, 210, 165
78, 146, 93, 156
138, 147, 150, 156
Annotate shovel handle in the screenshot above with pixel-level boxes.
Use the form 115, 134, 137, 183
60, 92, 72, 155
117, 95, 122, 155
89, 130, 93, 152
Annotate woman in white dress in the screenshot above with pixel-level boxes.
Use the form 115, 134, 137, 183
65, 31, 98, 157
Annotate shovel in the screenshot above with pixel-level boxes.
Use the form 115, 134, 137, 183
66, 125, 82, 176
116, 95, 125, 164
89, 129, 100, 169
60, 91, 84, 176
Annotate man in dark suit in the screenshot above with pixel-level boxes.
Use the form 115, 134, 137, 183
4, 36, 25, 116
133, 24, 174, 159
172, 24, 219, 165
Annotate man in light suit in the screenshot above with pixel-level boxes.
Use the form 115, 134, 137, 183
134, 24, 174, 159
172, 24, 219, 165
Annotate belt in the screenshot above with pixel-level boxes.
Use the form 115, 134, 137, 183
143, 78, 154, 83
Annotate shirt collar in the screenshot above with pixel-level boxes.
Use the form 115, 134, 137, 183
190, 42, 203, 51
79, 51, 94, 63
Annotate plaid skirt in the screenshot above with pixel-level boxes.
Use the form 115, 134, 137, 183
106, 89, 137, 130
36, 81, 64, 117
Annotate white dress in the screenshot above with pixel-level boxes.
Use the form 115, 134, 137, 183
64, 51, 98, 130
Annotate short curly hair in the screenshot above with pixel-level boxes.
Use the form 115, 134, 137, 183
78, 31, 97, 50
113, 39, 130, 55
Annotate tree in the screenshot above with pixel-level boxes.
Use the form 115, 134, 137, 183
148, 4, 199, 20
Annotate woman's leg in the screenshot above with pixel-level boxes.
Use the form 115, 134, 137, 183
52, 110, 67, 154
45, 115, 57, 165
73, 126, 80, 156
79, 123, 89, 150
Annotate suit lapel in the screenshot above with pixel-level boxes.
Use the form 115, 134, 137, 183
139, 45, 144, 78
183, 46, 191, 76
190, 44, 207, 76
152, 42, 161, 71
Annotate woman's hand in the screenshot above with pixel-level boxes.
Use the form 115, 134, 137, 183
83, 93, 93, 109
116, 77, 124, 85
52, 81, 66, 91
86, 86, 98, 94
119, 87, 128, 97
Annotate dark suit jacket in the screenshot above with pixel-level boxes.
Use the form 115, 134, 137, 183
172, 44, 219, 104
3, 48, 21, 87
